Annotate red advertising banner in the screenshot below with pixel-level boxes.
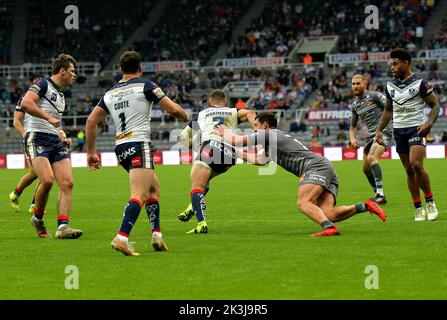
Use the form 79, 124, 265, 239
342, 148, 357, 160
0, 155, 6, 168
180, 151, 193, 164
153, 151, 163, 164
310, 147, 324, 156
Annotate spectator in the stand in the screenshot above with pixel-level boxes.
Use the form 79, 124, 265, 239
312, 125, 322, 138
76, 128, 86, 152
442, 131, 447, 143
235, 98, 246, 109
336, 130, 347, 146
309, 135, 322, 148
303, 53, 313, 65
296, 119, 307, 133
338, 119, 350, 131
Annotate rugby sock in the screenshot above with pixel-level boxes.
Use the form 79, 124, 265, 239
191, 188, 206, 222
355, 203, 367, 213
57, 215, 69, 228
413, 198, 423, 209
145, 198, 160, 232
118, 198, 142, 237
424, 192, 434, 205
364, 169, 377, 193
33, 207, 45, 220
371, 164, 384, 195
14, 187, 22, 197
320, 220, 335, 229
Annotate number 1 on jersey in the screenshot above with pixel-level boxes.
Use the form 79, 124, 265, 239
119, 112, 126, 132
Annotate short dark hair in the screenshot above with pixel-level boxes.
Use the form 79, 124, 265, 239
256, 112, 277, 128
119, 51, 141, 74
29, 73, 43, 84
52, 54, 77, 75
209, 89, 228, 103
390, 48, 412, 64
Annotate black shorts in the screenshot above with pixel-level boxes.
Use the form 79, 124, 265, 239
363, 133, 392, 154
24, 132, 69, 164
394, 126, 426, 154
195, 139, 236, 173
115, 141, 155, 172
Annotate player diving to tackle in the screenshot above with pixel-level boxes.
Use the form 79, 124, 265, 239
86, 51, 190, 256
177, 89, 256, 234
216, 112, 386, 236
350, 74, 392, 204
375, 48, 440, 221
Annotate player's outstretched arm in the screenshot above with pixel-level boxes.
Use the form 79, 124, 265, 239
215, 125, 248, 147
86, 106, 107, 170
21, 91, 60, 127
418, 92, 440, 136
13, 112, 26, 139
237, 109, 257, 128
237, 146, 269, 166
159, 97, 190, 122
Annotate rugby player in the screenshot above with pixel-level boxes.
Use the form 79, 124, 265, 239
376, 48, 440, 221
216, 112, 386, 236
350, 74, 392, 204
21, 54, 83, 239
177, 89, 256, 234
86, 51, 190, 256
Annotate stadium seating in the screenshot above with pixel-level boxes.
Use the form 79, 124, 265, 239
23, 0, 154, 66
0, 1, 12, 64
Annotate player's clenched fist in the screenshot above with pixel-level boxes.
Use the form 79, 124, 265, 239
87, 153, 101, 170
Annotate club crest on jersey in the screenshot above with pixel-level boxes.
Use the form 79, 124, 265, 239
50, 93, 57, 102
389, 89, 395, 98
409, 88, 416, 95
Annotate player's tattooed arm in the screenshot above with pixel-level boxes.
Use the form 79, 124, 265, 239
418, 92, 440, 136
375, 96, 393, 144
349, 111, 359, 148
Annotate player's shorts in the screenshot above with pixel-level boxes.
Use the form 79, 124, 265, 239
24, 132, 69, 164
364, 132, 392, 154
195, 139, 236, 174
115, 141, 155, 172
394, 126, 426, 154
300, 160, 339, 201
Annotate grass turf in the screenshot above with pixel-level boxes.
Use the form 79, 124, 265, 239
0, 159, 446, 299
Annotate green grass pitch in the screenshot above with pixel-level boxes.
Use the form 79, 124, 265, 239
1, 159, 446, 299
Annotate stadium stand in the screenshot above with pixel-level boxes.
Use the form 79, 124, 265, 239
23, 0, 154, 66
0, 1, 12, 64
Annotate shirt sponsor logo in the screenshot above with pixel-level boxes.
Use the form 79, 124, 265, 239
131, 156, 142, 167
117, 146, 136, 162
115, 131, 133, 141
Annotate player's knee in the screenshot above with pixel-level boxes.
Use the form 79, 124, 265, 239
404, 166, 414, 177
61, 179, 74, 191
40, 176, 55, 190
297, 199, 310, 211
367, 154, 378, 166
411, 161, 424, 173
